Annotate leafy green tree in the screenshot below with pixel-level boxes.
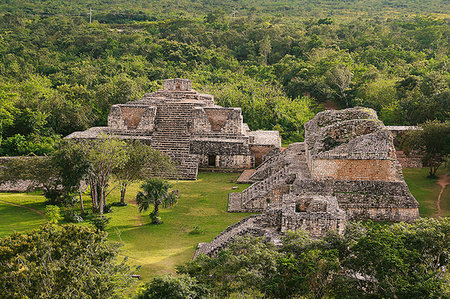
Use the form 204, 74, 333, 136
137, 274, 209, 299
86, 135, 129, 216
403, 120, 450, 177
0, 224, 134, 298
51, 140, 91, 214
178, 218, 449, 298
113, 141, 174, 206
136, 178, 178, 224
0, 156, 61, 202
179, 236, 280, 298
45, 205, 62, 224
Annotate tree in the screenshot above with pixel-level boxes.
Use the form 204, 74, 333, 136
179, 236, 280, 298
86, 135, 129, 216
113, 140, 174, 206
51, 140, 90, 215
0, 156, 61, 202
326, 64, 353, 107
136, 178, 178, 224
177, 218, 449, 298
260, 36, 271, 65
403, 120, 450, 177
137, 274, 209, 299
0, 224, 134, 298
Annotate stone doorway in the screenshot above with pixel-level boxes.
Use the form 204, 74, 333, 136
208, 155, 216, 167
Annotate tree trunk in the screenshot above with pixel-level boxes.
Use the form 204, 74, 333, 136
99, 185, 104, 217
79, 190, 84, 216
91, 182, 98, 212
154, 201, 159, 218
103, 188, 107, 207
120, 182, 127, 205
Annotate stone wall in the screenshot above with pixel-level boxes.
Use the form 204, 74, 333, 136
108, 105, 156, 131
0, 157, 36, 192
190, 139, 250, 156
163, 78, 192, 91
250, 144, 276, 166
292, 179, 419, 222
198, 154, 252, 169
396, 151, 423, 168
204, 108, 243, 134
310, 159, 402, 181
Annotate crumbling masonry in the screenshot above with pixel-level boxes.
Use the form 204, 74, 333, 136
66, 79, 281, 179
195, 107, 419, 258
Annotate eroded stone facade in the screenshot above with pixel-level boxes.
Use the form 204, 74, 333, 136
195, 107, 419, 258
65, 79, 281, 179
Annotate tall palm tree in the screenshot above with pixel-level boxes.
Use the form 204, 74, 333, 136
136, 178, 178, 224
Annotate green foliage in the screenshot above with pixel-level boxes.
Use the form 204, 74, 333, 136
45, 205, 61, 224
0, 224, 134, 298
86, 135, 129, 216
136, 178, 178, 224
0, 7, 446, 153
179, 218, 450, 298
113, 140, 174, 205
0, 156, 62, 202
92, 215, 111, 231
403, 120, 450, 177
137, 274, 209, 299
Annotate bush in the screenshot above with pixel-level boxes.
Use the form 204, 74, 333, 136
45, 205, 61, 224
103, 203, 112, 213
92, 215, 111, 231
136, 274, 209, 299
188, 226, 202, 235
0, 224, 133, 298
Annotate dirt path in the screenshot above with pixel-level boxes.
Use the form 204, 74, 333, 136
0, 199, 45, 216
435, 174, 449, 218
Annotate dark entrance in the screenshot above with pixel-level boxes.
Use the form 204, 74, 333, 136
208, 155, 216, 167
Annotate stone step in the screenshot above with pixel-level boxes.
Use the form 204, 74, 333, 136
194, 216, 259, 258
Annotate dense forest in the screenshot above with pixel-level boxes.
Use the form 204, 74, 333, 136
0, 0, 448, 155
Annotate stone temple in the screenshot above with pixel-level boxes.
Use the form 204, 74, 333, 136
66, 79, 281, 179
195, 107, 419, 258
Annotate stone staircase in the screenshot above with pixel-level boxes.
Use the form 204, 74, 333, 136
249, 142, 305, 182
151, 101, 198, 180
228, 144, 311, 212
194, 215, 263, 258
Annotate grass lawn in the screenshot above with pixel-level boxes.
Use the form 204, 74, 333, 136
403, 167, 449, 217
0, 172, 252, 281
0, 168, 448, 283
0, 192, 47, 236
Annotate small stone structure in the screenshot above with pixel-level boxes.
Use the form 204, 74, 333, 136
386, 126, 424, 168
66, 79, 280, 180
195, 107, 419, 258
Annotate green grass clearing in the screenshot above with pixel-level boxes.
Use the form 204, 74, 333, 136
0, 168, 448, 283
403, 167, 449, 217
0, 172, 252, 282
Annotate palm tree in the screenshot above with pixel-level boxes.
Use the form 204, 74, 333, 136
136, 178, 178, 224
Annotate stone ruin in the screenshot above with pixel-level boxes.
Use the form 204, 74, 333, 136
195, 107, 419, 258
66, 79, 281, 180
